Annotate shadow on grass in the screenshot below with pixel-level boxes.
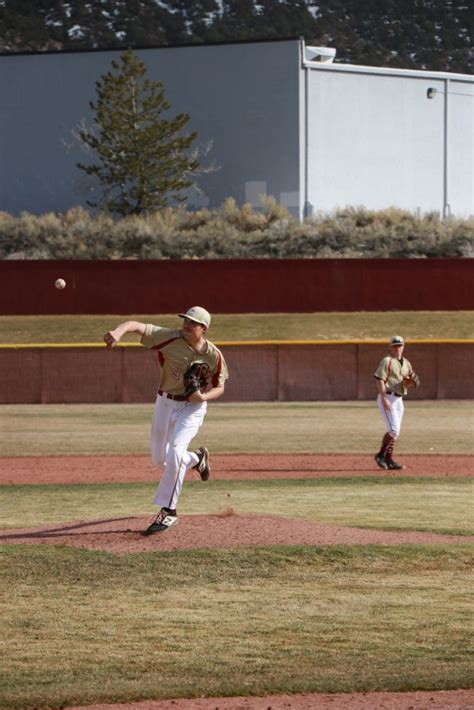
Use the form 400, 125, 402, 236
0, 516, 140, 540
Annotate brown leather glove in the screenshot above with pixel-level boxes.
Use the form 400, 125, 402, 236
183, 362, 211, 398
403, 372, 421, 389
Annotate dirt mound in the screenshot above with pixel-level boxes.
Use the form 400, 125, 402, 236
2, 513, 472, 555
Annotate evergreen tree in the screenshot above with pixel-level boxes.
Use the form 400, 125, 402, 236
167, 0, 221, 42
0, 0, 53, 51
77, 50, 199, 216
211, 0, 259, 40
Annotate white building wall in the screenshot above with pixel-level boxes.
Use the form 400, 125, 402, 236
303, 59, 474, 218
448, 81, 474, 217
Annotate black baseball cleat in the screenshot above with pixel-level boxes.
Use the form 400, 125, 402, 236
140, 508, 178, 536
386, 460, 405, 470
193, 446, 211, 481
374, 454, 389, 470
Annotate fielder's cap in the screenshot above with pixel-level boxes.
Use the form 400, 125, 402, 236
178, 306, 211, 328
389, 335, 405, 346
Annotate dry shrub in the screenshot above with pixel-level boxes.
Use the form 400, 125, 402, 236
0, 202, 472, 259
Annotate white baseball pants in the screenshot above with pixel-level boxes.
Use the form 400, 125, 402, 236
150, 393, 207, 510
377, 393, 404, 438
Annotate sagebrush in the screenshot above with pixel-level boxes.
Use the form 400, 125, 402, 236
1, 199, 472, 259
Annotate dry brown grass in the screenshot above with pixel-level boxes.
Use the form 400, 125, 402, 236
0, 311, 473, 344
0, 401, 472, 457
1, 544, 472, 708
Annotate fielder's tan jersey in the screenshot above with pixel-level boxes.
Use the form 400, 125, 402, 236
374, 356, 414, 396
141, 325, 229, 396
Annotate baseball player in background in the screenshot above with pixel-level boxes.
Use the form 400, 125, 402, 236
374, 335, 419, 471
104, 306, 229, 535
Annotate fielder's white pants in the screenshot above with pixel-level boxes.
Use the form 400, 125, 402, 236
150, 392, 207, 510
377, 393, 404, 439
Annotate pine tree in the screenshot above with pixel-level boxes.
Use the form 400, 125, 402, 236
77, 50, 199, 215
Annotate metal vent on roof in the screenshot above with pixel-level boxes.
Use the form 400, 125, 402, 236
305, 46, 336, 63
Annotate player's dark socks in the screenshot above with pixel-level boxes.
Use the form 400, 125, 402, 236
163, 507, 176, 515
380, 433, 394, 457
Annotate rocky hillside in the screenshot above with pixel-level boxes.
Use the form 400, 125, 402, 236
0, 0, 472, 73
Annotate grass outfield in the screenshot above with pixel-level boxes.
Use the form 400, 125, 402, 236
1, 545, 472, 709
1, 311, 473, 343
1, 396, 473, 707
1, 401, 472, 456
1, 478, 472, 535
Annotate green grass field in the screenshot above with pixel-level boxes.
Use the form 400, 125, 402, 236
1, 544, 472, 709
1, 401, 472, 456
1, 365, 473, 705
1, 311, 473, 343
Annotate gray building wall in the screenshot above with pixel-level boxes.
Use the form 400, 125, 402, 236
1, 39, 473, 219
0, 40, 302, 216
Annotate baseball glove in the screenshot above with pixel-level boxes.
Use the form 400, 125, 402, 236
403, 372, 421, 389
183, 361, 211, 398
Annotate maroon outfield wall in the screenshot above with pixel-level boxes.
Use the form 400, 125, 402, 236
1, 341, 472, 403
1, 258, 473, 314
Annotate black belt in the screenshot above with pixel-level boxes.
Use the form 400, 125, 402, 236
386, 390, 402, 397
158, 389, 188, 402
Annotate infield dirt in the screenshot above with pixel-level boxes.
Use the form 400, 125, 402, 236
1, 453, 472, 486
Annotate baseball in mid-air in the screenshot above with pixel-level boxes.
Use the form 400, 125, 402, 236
55, 278, 66, 290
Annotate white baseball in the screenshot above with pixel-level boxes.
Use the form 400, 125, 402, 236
55, 278, 66, 290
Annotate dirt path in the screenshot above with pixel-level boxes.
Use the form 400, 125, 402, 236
1, 453, 472, 485
69, 688, 474, 709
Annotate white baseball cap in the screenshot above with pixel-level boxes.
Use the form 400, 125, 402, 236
389, 335, 405, 346
178, 306, 211, 328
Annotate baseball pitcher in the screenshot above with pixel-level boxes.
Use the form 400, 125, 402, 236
104, 306, 229, 535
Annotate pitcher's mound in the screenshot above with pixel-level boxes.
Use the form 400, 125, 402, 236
1, 513, 471, 555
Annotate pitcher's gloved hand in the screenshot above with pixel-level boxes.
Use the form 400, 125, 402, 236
183, 362, 211, 398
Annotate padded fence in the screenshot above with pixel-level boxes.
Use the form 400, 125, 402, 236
1, 341, 472, 403
1, 258, 473, 314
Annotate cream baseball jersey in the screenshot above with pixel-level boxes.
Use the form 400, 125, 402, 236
374, 356, 414, 396
141, 325, 229, 395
